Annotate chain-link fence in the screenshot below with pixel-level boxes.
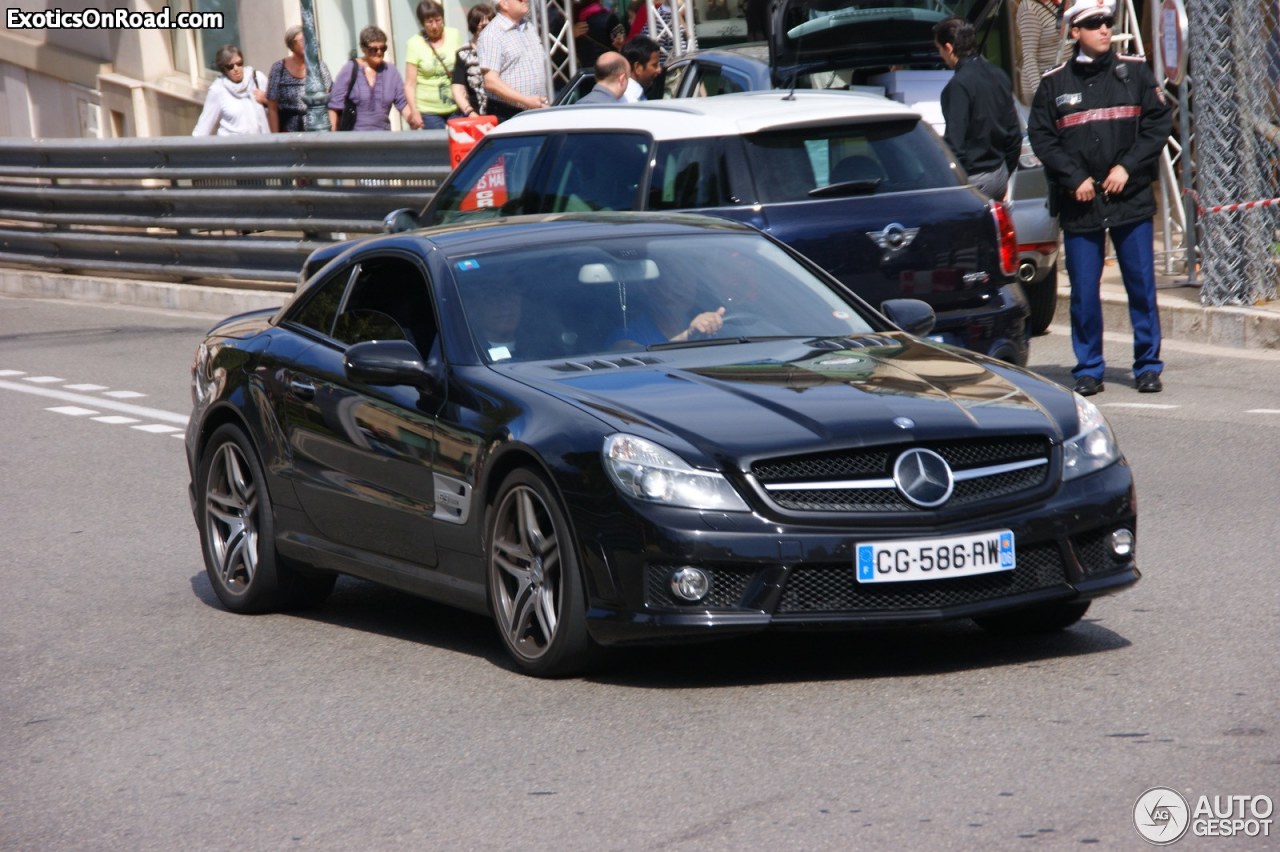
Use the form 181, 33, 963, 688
1189, 0, 1280, 305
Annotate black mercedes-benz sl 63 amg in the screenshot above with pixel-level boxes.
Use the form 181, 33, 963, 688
186, 213, 1138, 677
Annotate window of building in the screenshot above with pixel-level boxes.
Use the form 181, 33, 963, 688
170, 0, 242, 79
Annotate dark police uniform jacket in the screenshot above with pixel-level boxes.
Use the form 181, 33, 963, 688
1027, 48, 1172, 233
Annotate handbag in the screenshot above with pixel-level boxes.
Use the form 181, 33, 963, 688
337, 59, 359, 131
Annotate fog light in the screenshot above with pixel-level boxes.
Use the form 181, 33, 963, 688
1108, 528, 1134, 559
670, 567, 710, 602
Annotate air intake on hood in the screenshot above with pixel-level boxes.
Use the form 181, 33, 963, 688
554, 355, 664, 372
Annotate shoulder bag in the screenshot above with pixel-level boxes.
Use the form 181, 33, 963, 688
337, 59, 359, 131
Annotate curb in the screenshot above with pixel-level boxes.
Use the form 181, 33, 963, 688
0, 268, 290, 316
4, 265, 1279, 352
1053, 281, 1280, 351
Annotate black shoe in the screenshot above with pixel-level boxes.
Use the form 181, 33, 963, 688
1136, 371, 1163, 393
1073, 376, 1104, 396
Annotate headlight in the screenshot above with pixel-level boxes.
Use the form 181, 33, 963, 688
1062, 393, 1120, 481
603, 434, 749, 512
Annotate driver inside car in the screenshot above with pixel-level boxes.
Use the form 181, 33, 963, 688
605, 272, 726, 348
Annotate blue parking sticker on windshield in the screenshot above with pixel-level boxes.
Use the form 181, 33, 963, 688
456, 259, 480, 271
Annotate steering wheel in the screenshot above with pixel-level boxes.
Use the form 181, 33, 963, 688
714, 311, 784, 337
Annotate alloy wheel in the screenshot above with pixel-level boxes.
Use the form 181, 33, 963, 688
204, 440, 259, 596
490, 485, 563, 661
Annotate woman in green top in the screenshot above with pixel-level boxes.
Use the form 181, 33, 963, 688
404, 0, 464, 129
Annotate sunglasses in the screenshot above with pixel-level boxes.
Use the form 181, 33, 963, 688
1076, 16, 1114, 30
221, 60, 244, 70
364, 45, 387, 54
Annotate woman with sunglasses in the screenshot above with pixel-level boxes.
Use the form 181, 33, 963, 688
328, 26, 422, 131
1028, 0, 1173, 396
192, 44, 270, 136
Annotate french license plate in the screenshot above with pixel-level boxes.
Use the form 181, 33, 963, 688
856, 530, 1015, 584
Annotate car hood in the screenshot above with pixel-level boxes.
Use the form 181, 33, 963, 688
770, 0, 1000, 75
519, 336, 1077, 465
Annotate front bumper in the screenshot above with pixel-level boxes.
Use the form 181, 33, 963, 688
577, 461, 1137, 646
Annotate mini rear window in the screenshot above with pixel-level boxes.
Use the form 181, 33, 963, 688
741, 120, 961, 203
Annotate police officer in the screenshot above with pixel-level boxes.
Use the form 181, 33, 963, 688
1028, 0, 1172, 395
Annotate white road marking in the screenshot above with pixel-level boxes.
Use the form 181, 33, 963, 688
132, 424, 182, 434
1247, 408, 1280, 414
93, 415, 142, 425
64, 383, 110, 391
47, 406, 99, 416
0, 369, 26, 377
0, 379, 187, 424
103, 390, 147, 399
23, 375, 65, 383
1100, 402, 1179, 410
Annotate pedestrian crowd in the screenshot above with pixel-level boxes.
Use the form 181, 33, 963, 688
191, 0, 661, 136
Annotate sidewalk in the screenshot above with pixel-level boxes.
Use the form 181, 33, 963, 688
1055, 258, 1280, 350
3, 260, 1280, 351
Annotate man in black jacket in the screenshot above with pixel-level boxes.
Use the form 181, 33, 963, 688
1028, 0, 1172, 395
933, 18, 1022, 199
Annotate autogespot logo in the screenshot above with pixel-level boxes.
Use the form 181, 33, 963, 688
1134, 787, 1190, 845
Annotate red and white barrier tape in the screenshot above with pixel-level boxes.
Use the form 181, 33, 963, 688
1184, 188, 1280, 216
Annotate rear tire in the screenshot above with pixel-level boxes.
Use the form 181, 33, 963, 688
486, 468, 603, 677
1022, 267, 1058, 336
197, 424, 334, 613
973, 599, 1090, 635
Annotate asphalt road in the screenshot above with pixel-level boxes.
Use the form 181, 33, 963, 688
1, 294, 1277, 851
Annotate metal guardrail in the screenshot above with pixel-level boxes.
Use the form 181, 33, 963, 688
0, 131, 451, 284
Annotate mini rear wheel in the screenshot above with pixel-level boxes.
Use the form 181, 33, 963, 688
1022, 267, 1058, 336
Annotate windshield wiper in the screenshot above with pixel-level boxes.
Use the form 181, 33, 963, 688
808, 179, 881, 198
646, 335, 804, 351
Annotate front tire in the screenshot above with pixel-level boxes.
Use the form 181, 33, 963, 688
973, 599, 1090, 635
198, 423, 334, 613
486, 468, 601, 677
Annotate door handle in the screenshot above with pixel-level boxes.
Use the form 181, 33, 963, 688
289, 379, 316, 400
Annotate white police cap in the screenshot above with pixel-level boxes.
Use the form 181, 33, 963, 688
1065, 0, 1114, 24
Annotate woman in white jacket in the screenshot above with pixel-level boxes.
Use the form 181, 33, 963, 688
193, 44, 270, 135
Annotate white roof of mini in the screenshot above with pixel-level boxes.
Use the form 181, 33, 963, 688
491, 91, 923, 140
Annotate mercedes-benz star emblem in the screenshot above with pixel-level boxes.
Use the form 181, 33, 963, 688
893, 448, 954, 507
866, 222, 920, 252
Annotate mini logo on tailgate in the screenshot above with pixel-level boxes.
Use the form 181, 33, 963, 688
867, 223, 919, 252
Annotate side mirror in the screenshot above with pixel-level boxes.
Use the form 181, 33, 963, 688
344, 340, 439, 391
382, 207, 421, 234
880, 298, 936, 337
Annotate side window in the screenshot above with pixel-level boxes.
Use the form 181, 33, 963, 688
335, 257, 440, 354
426, 135, 547, 225
542, 133, 651, 213
650, 138, 728, 209
688, 65, 748, 98
664, 62, 691, 98
289, 265, 356, 337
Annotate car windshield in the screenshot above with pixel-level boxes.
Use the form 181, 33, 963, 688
741, 120, 960, 202
448, 232, 879, 363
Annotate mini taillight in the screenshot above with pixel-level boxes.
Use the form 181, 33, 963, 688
991, 201, 1018, 277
